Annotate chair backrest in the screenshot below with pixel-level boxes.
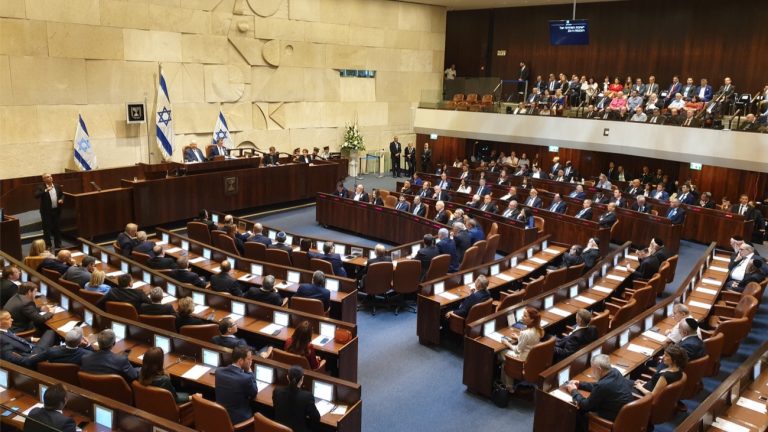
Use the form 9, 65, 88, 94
215, 234, 241, 256
452, 93, 465, 102
610, 298, 637, 328
187, 222, 212, 245
716, 317, 751, 356
523, 275, 546, 299
244, 241, 267, 261
630, 284, 655, 310
591, 310, 610, 337
384, 195, 397, 208
270, 347, 311, 369
681, 355, 710, 399
106, 301, 139, 321
665, 255, 679, 283
481, 94, 493, 104
650, 372, 687, 424
543, 267, 568, 291
254, 412, 292, 432
36, 361, 79, 386
463, 299, 494, 330
130, 250, 152, 265
40, 267, 62, 281
457, 246, 480, 272
466, 93, 478, 103
24, 256, 46, 270
734, 294, 759, 321
78, 289, 104, 304
483, 234, 501, 263
741, 282, 764, 303
366, 262, 394, 296
113, 241, 123, 255
179, 324, 220, 341
703, 332, 725, 376
77, 372, 133, 405
521, 337, 556, 382
610, 219, 620, 237
291, 250, 310, 270
289, 297, 326, 316
132, 380, 180, 423
644, 272, 664, 297
471, 240, 487, 266
657, 261, 671, 288
378, 189, 389, 200
609, 392, 653, 432
496, 290, 524, 312
57, 278, 81, 293
488, 222, 499, 237
565, 263, 585, 281
392, 260, 421, 295
309, 258, 334, 275
533, 216, 545, 233
265, 248, 292, 266
139, 314, 177, 333
192, 394, 234, 432
424, 254, 451, 281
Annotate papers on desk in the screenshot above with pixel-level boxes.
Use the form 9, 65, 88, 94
702, 277, 721, 286
710, 266, 728, 273
543, 248, 560, 255
549, 389, 575, 404
189, 257, 206, 264
166, 247, 181, 254
316, 400, 335, 417
606, 274, 624, 282
275, 282, 290, 289
71, 251, 84, 257
256, 380, 270, 392
58, 320, 80, 332
238, 274, 255, 282
331, 405, 348, 416
614, 365, 628, 376
592, 285, 612, 294
193, 305, 209, 314
181, 364, 210, 380
695, 286, 718, 296
439, 292, 460, 301
517, 265, 535, 272
711, 417, 751, 432
687, 300, 712, 310
495, 273, 515, 282
132, 281, 145, 289
627, 343, 655, 356
106, 270, 123, 277
736, 397, 767, 414
225, 313, 243, 322
45, 306, 65, 314
573, 295, 596, 305
625, 255, 638, 261
712, 255, 729, 262
548, 307, 570, 317
530, 257, 547, 264
155, 241, 167, 246
311, 335, 332, 347
161, 295, 176, 305
16, 403, 44, 422
613, 265, 627, 272
486, 332, 504, 343
260, 323, 284, 336
642, 330, 668, 343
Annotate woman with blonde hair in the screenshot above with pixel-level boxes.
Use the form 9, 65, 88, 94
84, 270, 110, 293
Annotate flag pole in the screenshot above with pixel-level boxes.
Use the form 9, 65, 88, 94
145, 91, 151, 164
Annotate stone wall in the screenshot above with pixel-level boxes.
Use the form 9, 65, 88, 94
0, 0, 445, 178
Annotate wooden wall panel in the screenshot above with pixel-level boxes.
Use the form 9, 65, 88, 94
447, 0, 768, 93
445, 10, 492, 78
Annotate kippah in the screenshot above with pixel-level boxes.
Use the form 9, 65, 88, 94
684, 317, 698, 331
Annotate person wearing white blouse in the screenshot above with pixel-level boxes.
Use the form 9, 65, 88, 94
456, 179, 472, 194
499, 307, 545, 390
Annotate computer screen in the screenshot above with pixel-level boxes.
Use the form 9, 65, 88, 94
192, 292, 205, 306
94, 404, 114, 428
255, 365, 273, 383
433, 282, 444, 295
101, 252, 108, 263
317, 241, 325, 252
0, 369, 7, 388
143, 271, 151, 283
411, 245, 420, 256
60, 295, 69, 310
212, 214, 219, 224
544, 295, 554, 309
231, 301, 245, 316
154, 335, 170, 353
181, 240, 189, 250
463, 273, 473, 285
112, 322, 126, 341
202, 349, 219, 367
490, 264, 500, 276
334, 244, 345, 255
251, 264, 263, 276
320, 322, 336, 338
274, 311, 289, 327
326, 279, 339, 292
39, 282, 48, 297
287, 271, 300, 284
121, 262, 129, 273
83, 244, 90, 255
84, 310, 93, 326
166, 283, 176, 297
227, 257, 236, 268
313, 381, 334, 401
558, 367, 570, 386
549, 20, 589, 45
483, 321, 495, 336
202, 248, 211, 259
39, 384, 48, 403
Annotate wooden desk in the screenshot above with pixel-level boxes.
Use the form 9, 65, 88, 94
0, 214, 22, 261
60, 188, 133, 240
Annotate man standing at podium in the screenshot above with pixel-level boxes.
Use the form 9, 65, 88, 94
34, 173, 63, 251
389, 136, 402, 177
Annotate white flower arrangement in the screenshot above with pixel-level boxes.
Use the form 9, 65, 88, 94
341, 122, 365, 152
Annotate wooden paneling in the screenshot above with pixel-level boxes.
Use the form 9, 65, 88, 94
447, 0, 768, 93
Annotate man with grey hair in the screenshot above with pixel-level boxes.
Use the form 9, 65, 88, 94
452, 222, 472, 263
446, 275, 489, 319
81, 329, 140, 382
449, 208, 465, 226
565, 353, 634, 431
632, 195, 650, 213
33, 327, 93, 366
139, 286, 177, 316
133, 231, 155, 257
296, 270, 330, 310
665, 303, 701, 343
436, 228, 459, 272
244, 275, 283, 306
433, 201, 449, 224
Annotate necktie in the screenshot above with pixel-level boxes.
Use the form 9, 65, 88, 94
740, 205, 745, 215
550, 202, 558, 211
685, 118, 691, 126
638, 206, 644, 212
670, 209, 676, 218
6, 332, 33, 350
504, 210, 511, 217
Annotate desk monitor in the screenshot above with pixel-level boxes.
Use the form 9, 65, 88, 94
569, 285, 578, 298
83, 244, 90, 255
286, 235, 294, 245
490, 264, 500, 276
542, 240, 548, 250
515, 308, 525, 322
227, 257, 236, 268
202, 349, 220, 367
463, 273, 473, 285
591, 347, 602, 360
154, 335, 171, 353
256, 365, 273, 384
316, 241, 325, 252
753, 362, 762, 380
557, 367, 570, 386
84, 310, 93, 326
287, 271, 300, 284
202, 248, 212, 260
121, 262, 129, 274
39, 384, 48, 403
166, 283, 177, 297
527, 248, 534, 259
326, 278, 339, 292
268, 230, 277, 240
21, 270, 28, 282
274, 311, 289, 327
544, 295, 554, 309
112, 322, 126, 341
39, 282, 48, 297
433, 281, 444, 295
368, 250, 376, 259
192, 292, 205, 306
391, 250, 401, 260
250, 264, 263, 276
334, 244, 345, 255
644, 315, 654, 331
510, 257, 518, 268
313, 380, 334, 402
60, 295, 69, 310
212, 214, 219, 224
320, 322, 336, 339
588, 274, 594, 288
231, 301, 245, 316
101, 251, 108, 264
613, 255, 619, 266
142, 271, 151, 284
162, 233, 169, 243
665, 303, 674, 317
94, 404, 114, 429
483, 320, 495, 336
0, 369, 7, 388
350, 247, 363, 257
410, 244, 420, 256
181, 240, 189, 250
619, 330, 630, 346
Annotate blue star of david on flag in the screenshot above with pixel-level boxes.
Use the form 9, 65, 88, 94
73, 114, 97, 171
155, 70, 175, 160
157, 107, 172, 127
212, 110, 234, 149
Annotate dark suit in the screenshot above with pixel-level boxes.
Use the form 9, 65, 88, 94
211, 335, 249, 349
319, 253, 348, 277
0, 279, 19, 308
147, 255, 178, 270
476, 186, 491, 197
139, 302, 176, 316
501, 207, 520, 219
437, 238, 460, 272
168, 269, 207, 288
389, 140, 402, 176
37, 258, 70, 275
81, 349, 139, 382
678, 335, 706, 360
666, 207, 686, 224
210, 272, 245, 296
244, 288, 283, 306
273, 387, 321, 432
24, 407, 76, 432
731, 204, 756, 220
0, 330, 56, 367
571, 368, 635, 427
248, 234, 273, 248
433, 190, 449, 201
597, 211, 617, 228
569, 191, 587, 200
32, 344, 93, 366
695, 85, 713, 102
351, 192, 369, 202
215, 364, 258, 424
412, 203, 426, 217
263, 153, 280, 166
479, 202, 498, 214
5, 294, 52, 331
176, 314, 207, 330
677, 192, 695, 205
34, 183, 64, 248
452, 289, 490, 318
583, 249, 600, 270
395, 201, 410, 212
96, 286, 150, 311
296, 284, 331, 310
562, 253, 585, 269
700, 200, 716, 209
681, 84, 696, 100
333, 188, 349, 198
210, 144, 229, 157
628, 255, 660, 284
574, 207, 593, 220
554, 326, 597, 361
454, 231, 472, 263
116, 232, 138, 257
631, 203, 651, 213
184, 146, 206, 162
415, 245, 440, 277
610, 197, 626, 208
524, 196, 542, 208
62, 265, 92, 287
652, 247, 670, 264
547, 201, 567, 214
133, 240, 156, 257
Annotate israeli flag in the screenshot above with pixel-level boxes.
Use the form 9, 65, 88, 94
212, 110, 234, 148
73, 114, 97, 171
155, 70, 174, 160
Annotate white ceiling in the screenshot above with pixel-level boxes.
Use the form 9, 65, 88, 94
406, 0, 623, 11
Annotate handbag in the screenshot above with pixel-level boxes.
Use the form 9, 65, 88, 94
491, 380, 509, 408
334, 328, 352, 344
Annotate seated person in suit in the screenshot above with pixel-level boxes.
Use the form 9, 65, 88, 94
244, 275, 284, 306
116, 223, 139, 256
263, 146, 280, 166
212, 317, 250, 349
25, 383, 77, 432
247, 223, 272, 247
456, 178, 472, 194
411, 196, 426, 217
500, 307, 545, 388
500, 186, 519, 202
445, 275, 491, 320
651, 183, 669, 202
395, 194, 411, 212
413, 234, 440, 279
465, 194, 482, 209
140, 346, 196, 404
139, 287, 177, 316
32, 327, 93, 366
609, 188, 626, 208
210, 137, 230, 158
0, 265, 21, 308
418, 181, 432, 198
432, 185, 449, 201
399, 180, 413, 194
83, 270, 110, 294
175, 296, 207, 330
284, 321, 322, 370
436, 228, 460, 272
223, 224, 245, 255
318, 242, 348, 277
215, 345, 258, 424
449, 208, 465, 227
698, 191, 716, 209
184, 140, 206, 162
268, 231, 294, 260
569, 185, 587, 200
62, 255, 95, 288
664, 304, 702, 343
168, 256, 207, 288
649, 237, 670, 263
0, 309, 58, 367
675, 318, 706, 361
632, 195, 651, 213
634, 345, 687, 398
193, 209, 216, 231
582, 238, 601, 270
351, 184, 369, 202
524, 189, 543, 208
727, 259, 765, 293
210, 260, 245, 296
666, 198, 686, 224
479, 194, 498, 213
574, 199, 594, 220
554, 309, 597, 361
81, 329, 140, 382
476, 179, 491, 197
5, 282, 53, 332
133, 231, 156, 257
359, 244, 392, 287
501, 200, 521, 219
369, 188, 384, 206
625, 248, 660, 283
565, 354, 635, 432
560, 245, 585, 269
146, 245, 178, 270
677, 184, 695, 205
96, 273, 151, 311
38, 249, 73, 275
452, 222, 472, 263
332, 181, 349, 198
547, 193, 567, 213
433, 200, 449, 224
467, 219, 485, 244
516, 207, 536, 229
296, 271, 331, 310
597, 203, 618, 228
273, 365, 321, 432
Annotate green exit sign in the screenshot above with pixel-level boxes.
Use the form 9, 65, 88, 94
690, 162, 703, 170
548, 146, 559, 152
